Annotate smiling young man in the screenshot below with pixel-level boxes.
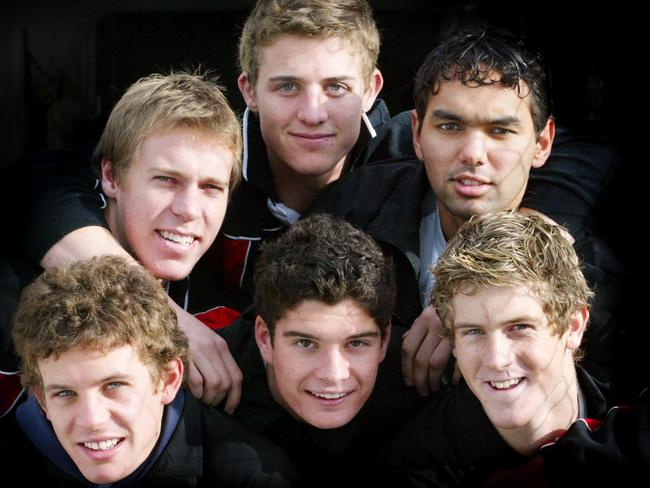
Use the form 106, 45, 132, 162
218, 214, 424, 486
5, 256, 295, 487
384, 210, 629, 485
0, 72, 244, 418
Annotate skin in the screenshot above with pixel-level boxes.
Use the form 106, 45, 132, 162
452, 284, 587, 455
36, 345, 182, 484
238, 34, 383, 213
412, 78, 554, 239
255, 299, 390, 429
102, 125, 235, 282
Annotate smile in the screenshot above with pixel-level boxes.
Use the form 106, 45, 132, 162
308, 391, 349, 400
82, 438, 122, 451
157, 230, 195, 246
489, 378, 523, 390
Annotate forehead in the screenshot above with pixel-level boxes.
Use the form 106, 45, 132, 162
257, 34, 366, 79
275, 299, 380, 340
39, 344, 148, 385
451, 284, 546, 327
426, 78, 534, 122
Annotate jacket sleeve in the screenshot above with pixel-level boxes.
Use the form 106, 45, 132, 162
522, 127, 620, 241
12, 149, 108, 265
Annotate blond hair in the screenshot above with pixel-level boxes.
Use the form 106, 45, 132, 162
433, 210, 593, 339
239, 0, 380, 88
93, 71, 242, 190
12, 256, 189, 393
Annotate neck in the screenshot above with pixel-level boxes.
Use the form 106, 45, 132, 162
498, 361, 580, 457
437, 203, 466, 241
269, 155, 348, 214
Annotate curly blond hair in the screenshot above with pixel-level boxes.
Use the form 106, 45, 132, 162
12, 256, 188, 393
432, 210, 593, 339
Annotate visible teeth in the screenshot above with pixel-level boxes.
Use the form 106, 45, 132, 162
490, 378, 522, 390
312, 392, 346, 399
84, 438, 119, 451
159, 230, 194, 245
460, 179, 481, 186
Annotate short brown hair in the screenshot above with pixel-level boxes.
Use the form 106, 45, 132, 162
239, 0, 380, 88
12, 256, 188, 393
92, 71, 242, 190
433, 210, 592, 339
254, 214, 395, 336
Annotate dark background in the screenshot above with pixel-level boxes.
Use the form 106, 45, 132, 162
1, 1, 645, 392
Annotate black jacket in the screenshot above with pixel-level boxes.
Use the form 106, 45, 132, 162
2, 390, 297, 487
218, 307, 427, 488
384, 366, 634, 487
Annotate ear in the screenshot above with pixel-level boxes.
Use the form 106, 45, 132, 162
531, 117, 555, 169
361, 68, 384, 112
101, 158, 119, 198
565, 306, 589, 352
379, 323, 392, 363
411, 110, 424, 161
254, 316, 274, 365
159, 358, 184, 405
238, 72, 258, 112
33, 388, 51, 421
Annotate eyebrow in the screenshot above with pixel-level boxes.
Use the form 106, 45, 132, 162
455, 315, 540, 329
267, 75, 357, 84
282, 330, 380, 340
431, 109, 522, 127
44, 375, 131, 392
150, 165, 230, 187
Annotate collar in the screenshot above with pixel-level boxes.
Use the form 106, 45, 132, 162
240, 100, 391, 198
16, 389, 186, 487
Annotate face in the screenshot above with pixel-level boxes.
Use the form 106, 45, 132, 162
239, 34, 382, 186
102, 126, 235, 281
452, 285, 586, 437
37, 345, 182, 484
413, 78, 554, 237
255, 299, 389, 429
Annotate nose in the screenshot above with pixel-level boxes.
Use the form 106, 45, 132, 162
484, 334, 514, 370
317, 348, 351, 384
459, 131, 487, 166
171, 185, 201, 221
296, 87, 328, 125
75, 393, 111, 430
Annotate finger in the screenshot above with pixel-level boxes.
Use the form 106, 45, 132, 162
428, 338, 453, 392
215, 337, 243, 414
186, 361, 204, 400
412, 332, 439, 396
401, 321, 428, 386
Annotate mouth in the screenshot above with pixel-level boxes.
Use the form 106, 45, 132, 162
488, 378, 523, 390
157, 230, 196, 246
307, 391, 350, 401
81, 437, 124, 451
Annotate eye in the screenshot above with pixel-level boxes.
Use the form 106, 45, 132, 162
277, 82, 298, 93
510, 324, 533, 333
53, 389, 75, 398
462, 328, 484, 337
155, 175, 176, 184
489, 127, 514, 136
326, 83, 347, 95
347, 339, 370, 348
202, 183, 226, 195
294, 339, 315, 349
105, 381, 126, 390
438, 122, 462, 132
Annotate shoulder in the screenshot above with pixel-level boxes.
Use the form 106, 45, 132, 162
194, 396, 298, 486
